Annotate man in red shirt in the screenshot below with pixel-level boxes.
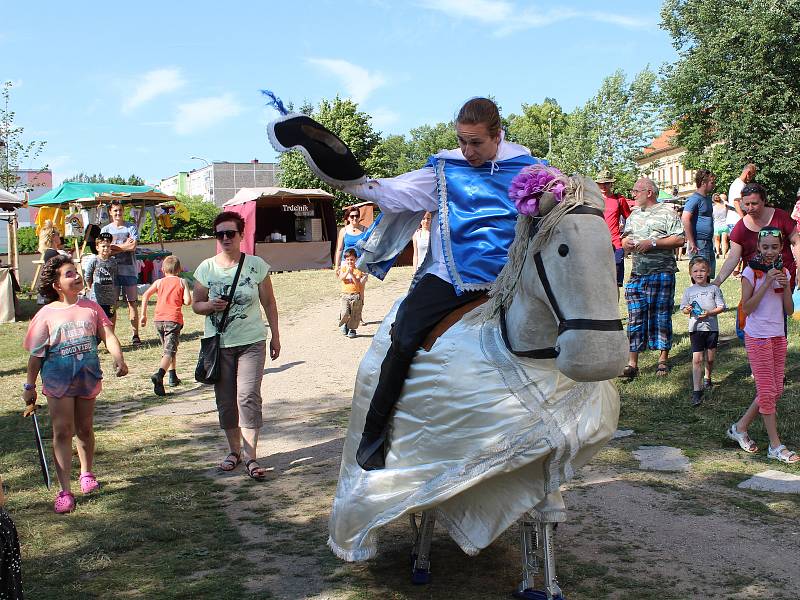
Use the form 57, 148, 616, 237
596, 170, 632, 287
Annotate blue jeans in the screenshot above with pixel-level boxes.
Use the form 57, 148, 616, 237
689, 239, 715, 279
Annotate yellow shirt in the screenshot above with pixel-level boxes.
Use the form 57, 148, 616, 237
340, 266, 365, 294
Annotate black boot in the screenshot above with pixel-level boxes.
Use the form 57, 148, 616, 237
356, 431, 387, 470
151, 369, 166, 396
168, 369, 181, 387
355, 345, 413, 471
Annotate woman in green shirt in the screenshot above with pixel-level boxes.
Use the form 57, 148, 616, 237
193, 211, 281, 480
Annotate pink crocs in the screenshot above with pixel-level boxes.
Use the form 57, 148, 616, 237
54, 490, 76, 514
79, 472, 100, 494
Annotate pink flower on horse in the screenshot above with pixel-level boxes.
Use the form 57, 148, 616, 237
508, 164, 566, 216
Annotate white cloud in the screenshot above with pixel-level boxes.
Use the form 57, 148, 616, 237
123, 68, 186, 113
371, 107, 401, 131
418, 1, 650, 35
307, 58, 386, 104
173, 93, 243, 135
417, 0, 513, 23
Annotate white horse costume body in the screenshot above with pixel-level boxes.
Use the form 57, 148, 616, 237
329, 176, 628, 592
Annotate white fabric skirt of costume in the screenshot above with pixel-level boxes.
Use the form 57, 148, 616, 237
328, 300, 620, 561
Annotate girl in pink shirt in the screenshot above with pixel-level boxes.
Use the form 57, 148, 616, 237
23, 256, 128, 513
726, 227, 797, 464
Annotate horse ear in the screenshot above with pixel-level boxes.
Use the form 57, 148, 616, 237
538, 192, 557, 216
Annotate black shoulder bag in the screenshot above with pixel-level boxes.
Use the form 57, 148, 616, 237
195, 254, 246, 384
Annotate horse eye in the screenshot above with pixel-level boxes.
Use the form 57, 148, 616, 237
558, 244, 569, 257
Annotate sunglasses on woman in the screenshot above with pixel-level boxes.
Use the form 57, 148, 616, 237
215, 230, 238, 240
758, 228, 782, 240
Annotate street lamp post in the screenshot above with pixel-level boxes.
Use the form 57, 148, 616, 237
190, 156, 211, 167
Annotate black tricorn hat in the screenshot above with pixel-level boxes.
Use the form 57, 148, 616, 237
267, 113, 367, 187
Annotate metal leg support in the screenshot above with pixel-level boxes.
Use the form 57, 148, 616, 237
513, 518, 564, 600
409, 510, 435, 585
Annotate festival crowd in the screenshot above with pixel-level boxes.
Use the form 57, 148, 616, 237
3, 97, 799, 599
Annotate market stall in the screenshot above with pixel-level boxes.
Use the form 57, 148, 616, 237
223, 187, 337, 271
0, 189, 23, 322
28, 182, 179, 282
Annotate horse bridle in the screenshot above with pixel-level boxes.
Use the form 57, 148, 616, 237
499, 204, 623, 359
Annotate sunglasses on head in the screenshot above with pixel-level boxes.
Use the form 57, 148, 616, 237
215, 230, 238, 240
758, 228, 782, 240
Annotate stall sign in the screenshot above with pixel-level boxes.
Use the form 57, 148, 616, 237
282, 203, 314, 217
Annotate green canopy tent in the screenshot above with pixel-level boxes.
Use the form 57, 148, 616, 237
28, 182, 176, 273
657, 189, 674, 202
29, 182, 170, 207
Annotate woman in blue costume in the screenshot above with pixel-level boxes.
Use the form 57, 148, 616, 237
342, 98, 545, 470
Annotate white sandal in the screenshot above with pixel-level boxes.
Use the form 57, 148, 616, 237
767, 445, 800, 464
726, 424, 758, 453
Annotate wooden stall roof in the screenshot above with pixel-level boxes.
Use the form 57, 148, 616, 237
0, 189, 23, 212
223, 187, 334, 208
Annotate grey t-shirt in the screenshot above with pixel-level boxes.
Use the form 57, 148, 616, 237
84, 255, 119, 306
101, 221, 139, 278
680, 283, 726, 332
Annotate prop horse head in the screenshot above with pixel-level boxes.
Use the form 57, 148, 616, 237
487, 171, 628, 381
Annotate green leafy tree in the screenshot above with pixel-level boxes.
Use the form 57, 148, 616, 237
660, 0, 800, 208
66, 173, 145, 186
403, 123, 458, 170
549, 105, 597, 176
549, 68, 661, 196
138, 194, 219, 242
277, 97, 387, 217
16, 226, 38, 253
506, 99, 568, 159
0, 81, 47, 193
375, 134, 415, 177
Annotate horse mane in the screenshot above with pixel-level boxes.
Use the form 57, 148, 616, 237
482, 174, 603, 321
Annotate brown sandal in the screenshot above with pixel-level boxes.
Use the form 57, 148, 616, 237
245, 459, 267, 480
656, 362, 670, 376
219, 451, 241, 472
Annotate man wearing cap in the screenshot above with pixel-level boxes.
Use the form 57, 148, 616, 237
682, 168, 717, 277
596, 169, 631, 288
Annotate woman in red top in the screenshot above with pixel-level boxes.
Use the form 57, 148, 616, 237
713, 183, 800, 289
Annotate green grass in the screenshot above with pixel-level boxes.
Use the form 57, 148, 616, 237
617, 262, 800, 463
0, 267, 409, 599
3, 262, 800, 599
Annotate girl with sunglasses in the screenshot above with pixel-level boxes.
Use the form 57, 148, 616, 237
713, 183, 799, 290
726, 227, 797, 464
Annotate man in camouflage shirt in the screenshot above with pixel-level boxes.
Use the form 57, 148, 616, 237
620, 177, 686, 378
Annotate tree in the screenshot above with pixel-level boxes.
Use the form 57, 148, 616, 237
277, 97, 388, 216
66, 173, 145, 186
549, 105, 597, 176
0, 81, 47, 193
660, 0, 800, 208
138, 193, 219, 242
549, 68, 661, 196
375, 134, 414, 177
506, 99, 567, 159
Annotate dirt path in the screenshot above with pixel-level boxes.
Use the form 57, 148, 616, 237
158, 270, 799, 600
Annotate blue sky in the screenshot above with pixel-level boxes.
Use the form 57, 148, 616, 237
5, 0, 677, 186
